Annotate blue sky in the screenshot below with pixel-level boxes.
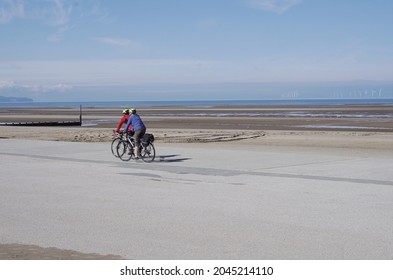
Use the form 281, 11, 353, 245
0, 0, 392, 101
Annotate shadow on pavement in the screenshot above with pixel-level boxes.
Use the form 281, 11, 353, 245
157, 154, 191, 163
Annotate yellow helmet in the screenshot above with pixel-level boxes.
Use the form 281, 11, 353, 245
129, 108, 136, 114
122, 109, 129, 114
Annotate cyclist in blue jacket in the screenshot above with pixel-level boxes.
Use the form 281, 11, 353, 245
124, 108, 146, 158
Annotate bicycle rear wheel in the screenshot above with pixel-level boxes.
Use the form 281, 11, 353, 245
117, 140, 134, 161
141, 143, 156, 162
111, 138, 122, 157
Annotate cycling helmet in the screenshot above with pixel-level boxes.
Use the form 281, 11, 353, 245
129, 108, 136, 114
122, 109, 130, 114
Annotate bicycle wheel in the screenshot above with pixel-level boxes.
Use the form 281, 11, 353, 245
141, 143, 156, 162
117, 140, 134, 161
111, 138, 122, 157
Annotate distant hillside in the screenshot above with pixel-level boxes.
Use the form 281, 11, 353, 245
0, 96, 33, 102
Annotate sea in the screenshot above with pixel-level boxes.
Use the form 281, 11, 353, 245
0, 98, 393, 108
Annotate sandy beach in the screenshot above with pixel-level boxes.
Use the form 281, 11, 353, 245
1, 104, 393, 131
1, 104, 393, 148
1, 104, 393, 259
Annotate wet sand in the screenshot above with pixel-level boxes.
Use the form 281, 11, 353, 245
1, 104, 393, 132
1, 104, 392, 150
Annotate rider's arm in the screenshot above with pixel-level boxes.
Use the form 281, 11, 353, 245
123, 116, 132, 133
115, 116, 126, 132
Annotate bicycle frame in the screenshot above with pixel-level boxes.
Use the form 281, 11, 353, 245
116, 132, 156, 162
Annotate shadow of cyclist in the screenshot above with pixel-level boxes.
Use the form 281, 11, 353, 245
157, 154, 191, 163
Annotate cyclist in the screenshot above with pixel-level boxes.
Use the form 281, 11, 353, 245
114, 109, 133, 136
123, 108, 146, 158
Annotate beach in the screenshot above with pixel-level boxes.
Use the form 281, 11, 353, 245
1, 104, 393, 259
1, 103, 393, 146
1, 104, 393, 131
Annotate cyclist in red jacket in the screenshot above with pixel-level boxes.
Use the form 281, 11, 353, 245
114, 109, 133, 136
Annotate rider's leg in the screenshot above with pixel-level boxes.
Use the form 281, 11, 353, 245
134, 128, 146, 158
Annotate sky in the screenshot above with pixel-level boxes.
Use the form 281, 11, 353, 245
0, 0, 392, 101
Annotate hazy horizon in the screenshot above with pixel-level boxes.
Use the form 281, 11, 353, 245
1, 80, 392, 102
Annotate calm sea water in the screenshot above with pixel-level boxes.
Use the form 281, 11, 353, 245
1, 98, 393, 108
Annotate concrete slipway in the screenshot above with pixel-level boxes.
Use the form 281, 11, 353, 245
0, 139, 392, 259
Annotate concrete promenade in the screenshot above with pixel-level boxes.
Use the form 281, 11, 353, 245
1, 139, 392, 259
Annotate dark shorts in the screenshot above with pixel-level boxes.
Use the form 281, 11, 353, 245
134, 128, 146, 146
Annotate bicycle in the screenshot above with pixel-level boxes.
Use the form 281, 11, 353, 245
111, 130, 124, 158
116, 132, 156, 162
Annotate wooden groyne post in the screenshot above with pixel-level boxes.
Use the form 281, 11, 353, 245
0, 105, 83, 126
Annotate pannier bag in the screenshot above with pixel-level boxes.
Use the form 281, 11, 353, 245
142, 133, 154, 144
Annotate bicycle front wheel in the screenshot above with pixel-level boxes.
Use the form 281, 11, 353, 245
111, 138, 122, 157
141, 143, 156, 162
117, 140, 134, 161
